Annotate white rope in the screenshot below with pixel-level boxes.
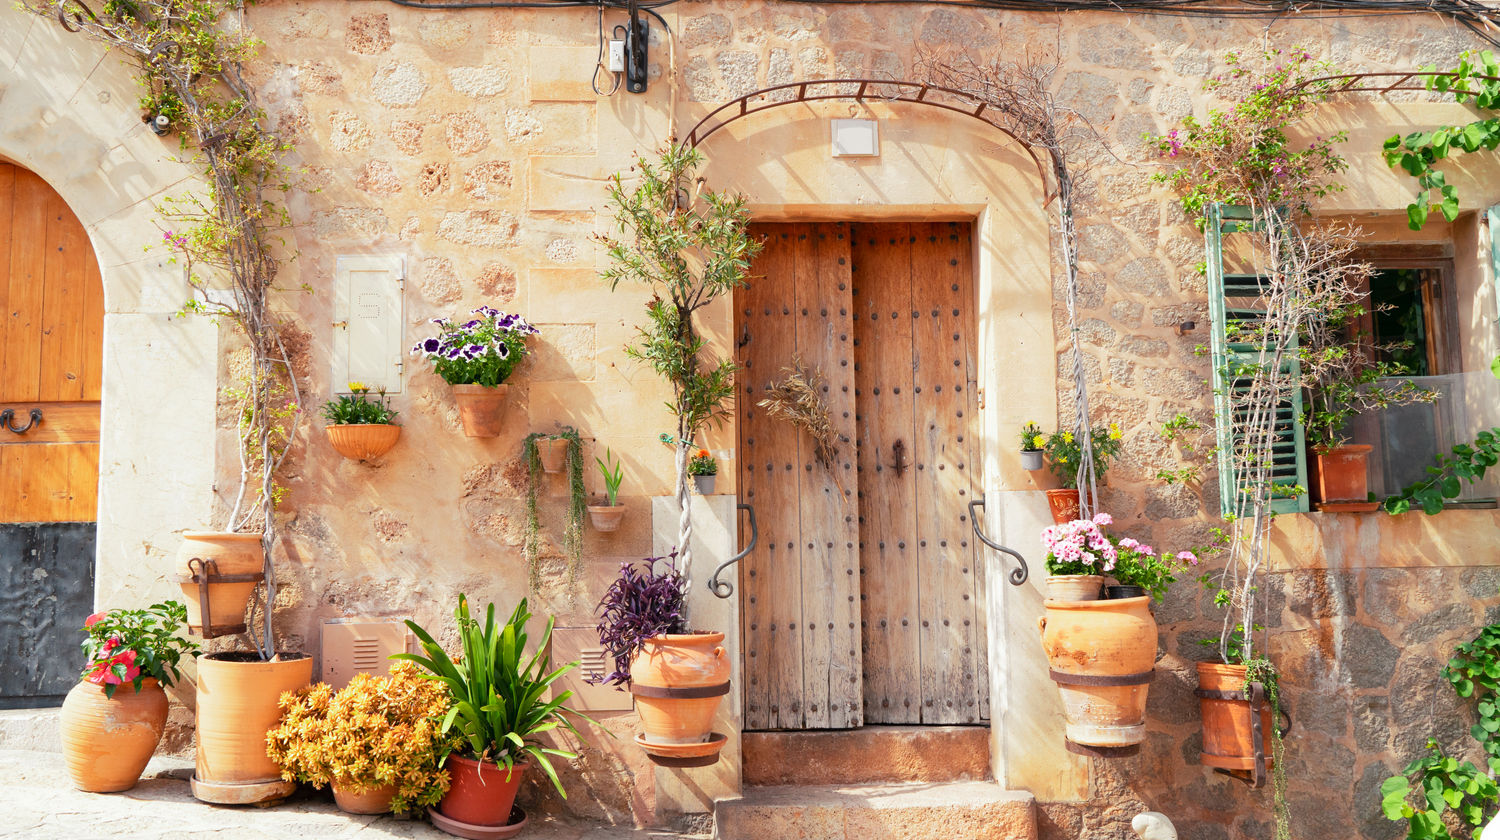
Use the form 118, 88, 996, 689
1056, 174, 1098, 517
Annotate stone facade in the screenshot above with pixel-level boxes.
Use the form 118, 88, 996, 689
5, 0, 1500, 837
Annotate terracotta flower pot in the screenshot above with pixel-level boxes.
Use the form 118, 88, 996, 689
1314, 444, 1372, 505
1197, 662, 1277, 774
332, 780, 397, 815
1045, 488, 1080, 524
588, 504, 626, 532
326, 424, 401, 461
60, 677, 169, 792
438, 754, 527, 827
452, 384, 508, 438
630, 633, 731, 765
175, 532, 264, 637
538, 437, 570, 473
693, 474, 717, 495
1039, 596, 1156, 747
192, 652, 313, 805
1046, 574, 1103, 602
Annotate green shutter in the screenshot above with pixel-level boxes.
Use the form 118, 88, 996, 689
1488, 205, 1500, 333
1204, 204, 1310, 516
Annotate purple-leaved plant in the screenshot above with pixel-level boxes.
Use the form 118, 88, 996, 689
592, 555, 687, 688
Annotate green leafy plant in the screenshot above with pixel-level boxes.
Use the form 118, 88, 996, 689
410, 308, 539, 387
1382, 741, 1500, 839
1020, 422, 1045, 452
687, 448, 718, 477
320, 383, 398, 426
266, 662, 456, 814
80, 602, 198, 698
596, 448, 624, 507
1446, 623, 1500, 761
1156, 412, 1213, 485
1042, 424, 1122, 488
395, 596, 590, 797
1385, 428, 1500, 515
521, 428, 586, 588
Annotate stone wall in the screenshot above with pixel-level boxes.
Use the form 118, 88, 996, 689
207, 0, 1500, 834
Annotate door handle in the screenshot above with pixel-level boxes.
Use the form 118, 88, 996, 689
0, 408, 42, 434
709, 503, 758, 598
968, 497, 1029, 586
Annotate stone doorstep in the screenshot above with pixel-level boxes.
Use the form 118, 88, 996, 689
743, 725, 992, 786
712, 781, 1037, 840
0, 707, 60, 752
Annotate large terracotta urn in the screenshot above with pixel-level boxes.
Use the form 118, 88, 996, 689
629, 632, 731, 766
1040, 596, 1157, 748
60, 678, 169, 792
192, 652, 313, 804
175, 532, 264, 637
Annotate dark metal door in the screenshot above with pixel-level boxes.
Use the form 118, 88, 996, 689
0, 523, 94, 707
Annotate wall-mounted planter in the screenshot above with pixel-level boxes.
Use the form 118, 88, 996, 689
1196, 662, 1284, 785
175, 532, 264, 638
693, 474, 717, 495
452, 384, 508, 438
588, 504, 626, 532
1040, 596, 1155, 750
1045, 488, 1080, 524
1021, 449, 1044, 472
192, 651, 313, 805
537, 437, 570, 473
60, 677, 168, 792
630, 632, 730, 767
326, 423, 401, 461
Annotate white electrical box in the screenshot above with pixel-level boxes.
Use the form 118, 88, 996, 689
320, 618, 411, 691
333, 255, 405, 394
552, 626, 633, 712
831, 119, 879, 157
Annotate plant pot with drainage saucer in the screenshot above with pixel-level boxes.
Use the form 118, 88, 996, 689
411, 308, 540, 438
594, 554, 730, 767
396, 595, 590, 837
588, 447, 627, 532
322, 384, 400, 461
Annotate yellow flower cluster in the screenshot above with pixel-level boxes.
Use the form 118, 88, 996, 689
266, 661, 457, 814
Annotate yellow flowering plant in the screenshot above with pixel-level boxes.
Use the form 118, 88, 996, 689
1043, 423, 1124, 488
1019, 422, 1045, 452
265, 661, 456, 813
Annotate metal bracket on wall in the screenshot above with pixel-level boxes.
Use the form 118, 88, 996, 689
0, 408, 42, 434
708, 503, 758, 598
968, 497, 1029, 585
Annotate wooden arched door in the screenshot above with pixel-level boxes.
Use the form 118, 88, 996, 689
0, 163, 102, 707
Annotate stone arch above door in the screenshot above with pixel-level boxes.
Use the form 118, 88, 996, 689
1, 4, 220, 608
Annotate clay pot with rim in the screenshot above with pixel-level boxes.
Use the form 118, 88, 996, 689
537, 437, 570, 473
437, 754, 528, 828
693, 474, 717, 495
332, 780, 397, 815
1020, 449, 1044, 472
588, 503, 626, 532
1314, 444, 1373, 506
1039, 595, 1156, 748
1197, 662, 1280, 775
192, 651, 313, 805
451, 384, 508, 438
175, 532, 264, 637
60, 677, 169, 792
1046, 574, 1103, 601
629, 632, 731, 766
326, 423, 401, 461
1045, 488, 1081, 524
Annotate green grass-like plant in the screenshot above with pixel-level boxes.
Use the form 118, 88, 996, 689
596, 448, 624, 506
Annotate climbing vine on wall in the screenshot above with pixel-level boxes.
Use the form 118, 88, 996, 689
28, 0, 301, 658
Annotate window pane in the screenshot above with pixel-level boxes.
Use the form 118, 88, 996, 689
1368, 268, 1430, 376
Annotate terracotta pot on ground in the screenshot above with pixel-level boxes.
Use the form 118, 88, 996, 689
60, 677, 169, 792
1045, 488, 1080, 524
693, 474, 717, 495
1314, 444, 1373, 507
588, 504, 626, 532
538, 437, 570, 473
192, 652, 313, 805
326, 424, 401, 461
1046, 574, 1103, 602
332, 780, 397, 815
438, 754, 528, 827
451, 384, 508, 438
1197, 662, 1278, 775
175, 532, 264, 637
1039, 596, 1156, 748
629, 632, 731, 766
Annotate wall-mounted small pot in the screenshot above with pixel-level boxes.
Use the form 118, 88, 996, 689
175, 532, 264, 638
1045, 488, 1081, 524
451, 384, 508, 438
1020, 449, 1044, 472
538, 437, 570, 473
693, 474, 717, 495
588, 504, 626, 532
326, 423, 401, 461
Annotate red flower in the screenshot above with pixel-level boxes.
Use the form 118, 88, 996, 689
84, 612, 105, 628
86, 649, 140, 686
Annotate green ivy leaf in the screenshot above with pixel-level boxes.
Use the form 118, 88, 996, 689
1408, 202, 1430, 230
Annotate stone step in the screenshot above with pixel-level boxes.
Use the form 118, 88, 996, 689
743, 726, 991, 786
0, 707, 60, 752
713, 781, 1036, 840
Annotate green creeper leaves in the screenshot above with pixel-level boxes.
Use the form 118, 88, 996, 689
1384, 427, 1500, 515
1384, 51, 1500, 229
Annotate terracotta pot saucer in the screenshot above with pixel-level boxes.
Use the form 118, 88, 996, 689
427, 806, 528, 839
634, 731, 727, 767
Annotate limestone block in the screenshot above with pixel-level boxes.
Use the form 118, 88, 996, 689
0, 11, 35, 71
448, 65, 510, 99
528, 47, 599, 102
528, 323, 596, 382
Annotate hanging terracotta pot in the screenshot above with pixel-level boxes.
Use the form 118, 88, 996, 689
60, 677, 169, 792
332, 780, 397, 815
1196, 662, 1281, 779
1039, 596, 1156, 748
1314, 444, 1375, 509
437, 754, 528, 827
326, 424, 401, 461
587, 504, 626, 532
175, 532, 264, 637
1045, 488, 1081, 524
629, 632, 730, 766
537, 437, 570, 473
451, 384, 508, 438
1046, 574, 1103, 602
693, 474, 717, 495
192, 652, 313, 805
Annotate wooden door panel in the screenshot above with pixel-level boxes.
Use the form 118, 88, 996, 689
853, 222, 923, 724
39, 187, 92, 403
4, 169, 50, 404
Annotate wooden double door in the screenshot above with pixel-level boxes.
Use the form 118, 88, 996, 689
738, 221, 986, 729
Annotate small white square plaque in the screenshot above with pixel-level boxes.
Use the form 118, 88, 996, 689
831, 119, 879, 157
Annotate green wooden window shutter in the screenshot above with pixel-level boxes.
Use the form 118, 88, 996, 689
1204, 204, 1311, 517
1488, 205, 1500, 338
